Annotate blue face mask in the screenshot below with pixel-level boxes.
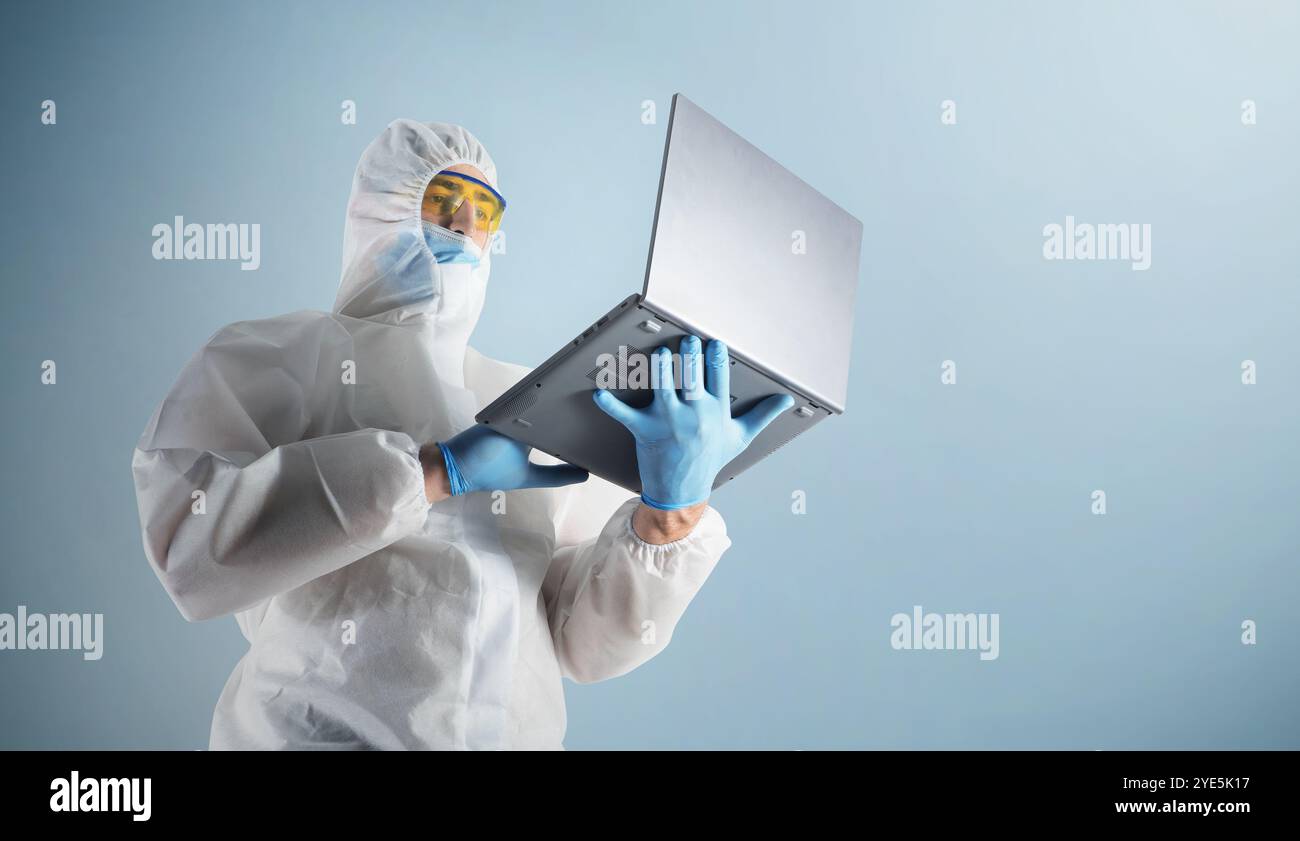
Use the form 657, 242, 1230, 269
422, 221, 483, 266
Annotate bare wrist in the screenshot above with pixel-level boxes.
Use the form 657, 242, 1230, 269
419, 444, 452, 504
632, 500, 708, 544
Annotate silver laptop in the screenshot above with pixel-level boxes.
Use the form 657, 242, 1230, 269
476, 93, 863, 495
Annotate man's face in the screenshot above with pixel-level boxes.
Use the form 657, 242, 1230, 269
421, 163, 501, 251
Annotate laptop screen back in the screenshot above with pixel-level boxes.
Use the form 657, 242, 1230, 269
642, 94, 863, 413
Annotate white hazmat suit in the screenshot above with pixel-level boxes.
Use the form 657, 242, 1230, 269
131, 119, 731, 749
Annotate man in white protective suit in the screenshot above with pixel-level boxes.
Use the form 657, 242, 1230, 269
131, 119, 792, 750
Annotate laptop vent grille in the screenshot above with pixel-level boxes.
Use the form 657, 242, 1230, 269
586, 345, 654, 383
760, 432, 800, 460
499, 387, 539, 420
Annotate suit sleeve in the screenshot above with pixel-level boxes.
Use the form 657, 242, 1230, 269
131, 319, 432, 622
542, 496, 731, 684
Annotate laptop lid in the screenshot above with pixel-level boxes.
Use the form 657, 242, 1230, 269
641, 93, 863, 414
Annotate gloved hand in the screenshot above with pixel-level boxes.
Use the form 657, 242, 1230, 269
593, 336, 795, 510
438, 425, 589, 495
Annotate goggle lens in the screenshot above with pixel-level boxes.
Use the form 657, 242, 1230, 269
422, 170, 506, 242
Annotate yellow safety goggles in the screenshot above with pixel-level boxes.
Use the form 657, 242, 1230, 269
421, 170, 506, 240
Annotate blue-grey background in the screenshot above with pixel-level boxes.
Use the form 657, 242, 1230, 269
1, 0, 1296, 749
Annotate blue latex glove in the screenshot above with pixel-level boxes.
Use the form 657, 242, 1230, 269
593, 336, 795, 510
439, 425, 589, 495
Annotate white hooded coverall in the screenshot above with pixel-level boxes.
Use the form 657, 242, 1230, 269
131, 119, 731, 749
